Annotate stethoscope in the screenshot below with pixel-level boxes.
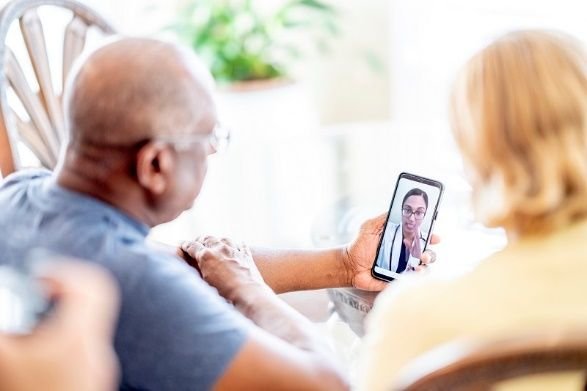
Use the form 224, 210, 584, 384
388, 224, 426, 271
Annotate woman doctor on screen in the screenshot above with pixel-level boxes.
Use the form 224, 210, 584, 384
376, 188, 428, 274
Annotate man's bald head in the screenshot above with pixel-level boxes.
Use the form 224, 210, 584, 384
64, 37, 216, 147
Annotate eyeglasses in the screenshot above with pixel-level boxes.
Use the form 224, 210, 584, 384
402, 207, 426, 220
81, 124, 232, 154
156, 124, 231, 153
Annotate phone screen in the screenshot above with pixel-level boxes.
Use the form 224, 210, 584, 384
371, 172, 443, 282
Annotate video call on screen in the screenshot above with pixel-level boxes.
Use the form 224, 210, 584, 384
373, 177, 440, 279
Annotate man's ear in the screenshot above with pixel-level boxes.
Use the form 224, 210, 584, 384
135, 142, 175, 195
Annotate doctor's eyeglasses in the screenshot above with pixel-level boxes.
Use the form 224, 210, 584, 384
402, 207, 426, 220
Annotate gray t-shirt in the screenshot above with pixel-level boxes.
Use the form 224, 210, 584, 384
0, 170, 250, 390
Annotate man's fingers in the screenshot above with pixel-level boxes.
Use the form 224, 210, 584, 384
372, 213, 387, 225
201, 236, 231, 249
370, 279, 388, 291
360, 277, 388, 292
183, 237, 248, 262
181, 241, 226, 269
191, 236, 240, 252
197, 235, 211, 245
181, 240, 206, 258
429, 233, 441, 245
177, 245, 201, 274
220, 237, 238, 249
240, 244, 253, 257
374, 213, 388, 233
364, 213, 387, 234
177, 246, 190, 261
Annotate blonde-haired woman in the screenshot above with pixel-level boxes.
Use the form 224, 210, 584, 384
359, 30, 587, 391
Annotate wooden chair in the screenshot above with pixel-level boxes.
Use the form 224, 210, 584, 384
0, 0, 115, 176
393, 329, 587, 391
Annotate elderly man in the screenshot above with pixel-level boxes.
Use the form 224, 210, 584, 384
0, 37, 434, 390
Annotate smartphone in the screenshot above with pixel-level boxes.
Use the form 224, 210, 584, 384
371, 172, 444, 282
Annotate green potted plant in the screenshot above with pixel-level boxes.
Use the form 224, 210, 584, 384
170, 0, 339, 88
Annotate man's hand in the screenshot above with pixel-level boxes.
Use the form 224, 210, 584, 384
343, 214, 440, 291
0, 260, 120, 391
180, 237, 269, 303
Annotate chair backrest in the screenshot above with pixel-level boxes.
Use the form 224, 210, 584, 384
0, 0, 116, 176
393, 329, 587, 391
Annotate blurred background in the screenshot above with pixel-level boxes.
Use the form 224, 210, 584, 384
8, 0, 587, 277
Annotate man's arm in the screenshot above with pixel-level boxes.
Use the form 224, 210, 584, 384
216, 328, 346, 391
250, 247, 350, 294
252, 214, 438, 293
177, 242, 353, 293
180, 214, 389, 293
180, 239, 348, 391
180, 214, 438, 294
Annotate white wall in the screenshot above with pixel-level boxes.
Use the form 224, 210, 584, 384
301, 0, 391, 124
388, 0, 587, 124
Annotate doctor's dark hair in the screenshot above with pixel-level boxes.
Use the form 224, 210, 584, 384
402, 188, 428, 209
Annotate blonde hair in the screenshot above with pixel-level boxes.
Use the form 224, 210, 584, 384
450, 30, 587, 236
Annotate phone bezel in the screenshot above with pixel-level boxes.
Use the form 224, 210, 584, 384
371, 172, 444, 282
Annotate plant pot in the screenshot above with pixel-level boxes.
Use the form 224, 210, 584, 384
219, 77, 295, 93
215, 78, 318, 138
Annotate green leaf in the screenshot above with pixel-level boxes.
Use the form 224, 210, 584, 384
297, 0, 336, 13
165, 0, 340, 82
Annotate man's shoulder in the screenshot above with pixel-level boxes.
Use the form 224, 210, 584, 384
100, 240, 176, 280
0, 168, 50, 190
112, 244, 250, 390
97, 242, 242, 336
112, 242, 213, 302
116, 244, 182, 278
